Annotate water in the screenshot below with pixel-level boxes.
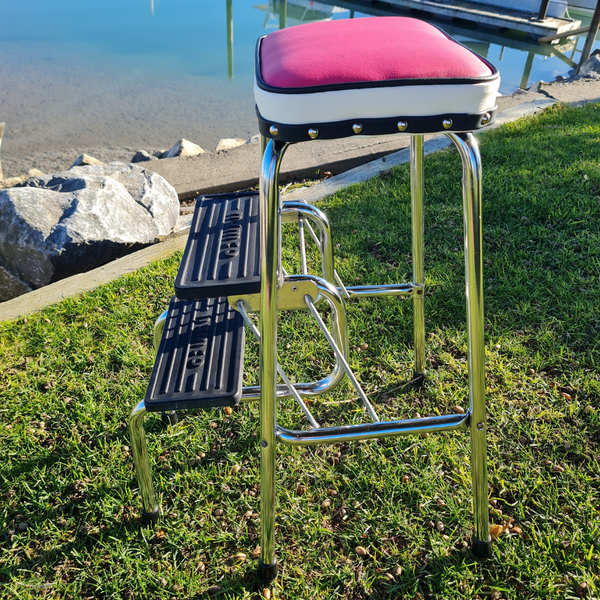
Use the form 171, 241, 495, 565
0, 0, 598, 172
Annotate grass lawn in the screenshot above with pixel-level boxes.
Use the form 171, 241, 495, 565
1, 103, 599, 600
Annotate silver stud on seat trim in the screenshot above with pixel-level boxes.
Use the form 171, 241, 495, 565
269, 125, 279, 137
308, 128, 319, 139
352, 123, 363, 134
442, 119, 453, 130
482, 112, 491, 125
397, 121, 408, 132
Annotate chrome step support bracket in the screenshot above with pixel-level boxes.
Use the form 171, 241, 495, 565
238, 274, 349, 402
281, 201, 336, 284
237, 299, 320, 430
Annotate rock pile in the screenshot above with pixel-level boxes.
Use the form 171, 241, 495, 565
0, 134, 260, 302
0, 162, 179, 301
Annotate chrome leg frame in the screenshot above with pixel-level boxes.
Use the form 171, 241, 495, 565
153, 310, 178, 426
411, 135, 426, 378
258, 137, 288, 582
448, 132, 491, 558
129, 400, 159, 526
153, 310, 168, 355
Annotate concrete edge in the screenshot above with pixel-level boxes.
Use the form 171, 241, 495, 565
0, 230, 189, 322
0, 93, 587, 322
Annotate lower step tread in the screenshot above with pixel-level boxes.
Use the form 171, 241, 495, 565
145, 296, 245, 412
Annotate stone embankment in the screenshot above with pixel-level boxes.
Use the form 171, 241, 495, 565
0, 135, 256, 302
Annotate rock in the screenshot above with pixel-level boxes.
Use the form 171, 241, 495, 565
0, 175, 27, 189
0, 265, 32, 298
162, 139, 205, 159
246, 134, 261, 144
28, 168, 45, 177
153, 150, 167, 158
215, 138, 246, 152
71, 153, 104, 168
131, 150, 158, 163
527, 80, 545, 93
0, 162, 179, 301
578, 55, 600, 77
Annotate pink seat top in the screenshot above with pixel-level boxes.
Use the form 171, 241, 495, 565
259, 17, 495, 90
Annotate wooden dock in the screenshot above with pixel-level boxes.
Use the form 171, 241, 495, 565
375, 0, 581, 38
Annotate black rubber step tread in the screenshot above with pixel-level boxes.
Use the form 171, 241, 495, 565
145, 296, 245, 412
175, 192, 261, 300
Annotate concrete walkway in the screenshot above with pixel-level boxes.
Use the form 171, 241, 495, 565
1, 78, 599, 322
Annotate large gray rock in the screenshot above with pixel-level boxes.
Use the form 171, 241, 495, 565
0, 162, 179, 301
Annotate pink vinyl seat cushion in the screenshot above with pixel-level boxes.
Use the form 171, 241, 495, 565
254, 17, 500, 139
260, 17, 493, 88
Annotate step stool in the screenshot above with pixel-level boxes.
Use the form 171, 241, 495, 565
129, 16, 500, 583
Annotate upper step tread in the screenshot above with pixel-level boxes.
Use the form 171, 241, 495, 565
145, 296, 245, 412
175, 192, 261, 300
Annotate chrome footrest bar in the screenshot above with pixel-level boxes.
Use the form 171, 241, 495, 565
276, 411, 469, 446
344, 283, 421, 298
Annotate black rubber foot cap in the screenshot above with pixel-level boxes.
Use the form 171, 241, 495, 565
141, 507, 160, 527
471, 535, 493, 559
412, 371, 426, 386
161, 411, 179, 426
257, 559, 278, 583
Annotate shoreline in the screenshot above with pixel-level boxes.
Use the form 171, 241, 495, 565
4, 78, 600, 321
2, 74, 600, 187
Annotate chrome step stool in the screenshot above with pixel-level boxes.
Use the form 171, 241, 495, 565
129, 15, 500, 583
253, 16, 500, 580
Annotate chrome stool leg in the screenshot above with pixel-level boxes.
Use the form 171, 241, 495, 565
448, 132, 491, 557
411, 135, 426, 378
129, 401, 159, 526
258, 136, 288, 582
152, 311, 179, 426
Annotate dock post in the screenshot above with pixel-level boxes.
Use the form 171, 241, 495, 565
537, 0, 550, 20
578, 0, 600, 73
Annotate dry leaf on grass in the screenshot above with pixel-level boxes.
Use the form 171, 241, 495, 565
490, 524, 506, 540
